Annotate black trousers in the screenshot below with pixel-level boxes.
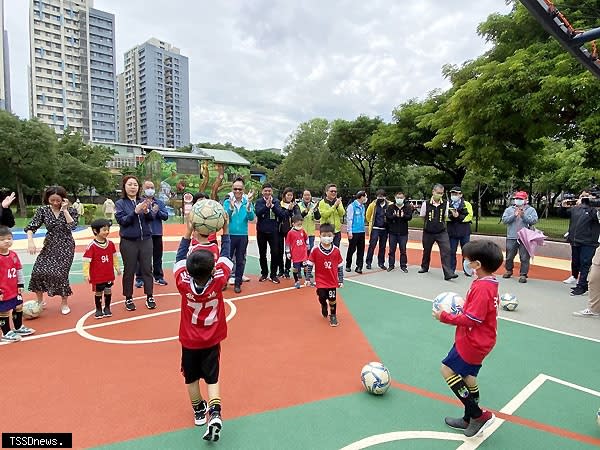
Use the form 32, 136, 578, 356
346, 232, 365, 269
421, 231, 453, 278
388, 233, 408, 269
136, 235, 164, 281
277, 231, 292, 275
120, 238, 153, 298
257, 231, 280, 278
366, 229, 388, 267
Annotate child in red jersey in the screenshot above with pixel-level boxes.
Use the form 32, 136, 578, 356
306, 223, 344, 327
0, 226, 34, 342
433, 240, 504, 438
83, 219, 121, 319
285, 215, 309, 289
174, 214, 232, 442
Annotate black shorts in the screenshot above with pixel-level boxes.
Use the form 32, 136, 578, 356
92, 281, 113, 293
181, 343, 221, 385
317, 288, 337, 303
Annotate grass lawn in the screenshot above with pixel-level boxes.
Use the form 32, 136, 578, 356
472, 216, 568, 240
11, 213, 183, 230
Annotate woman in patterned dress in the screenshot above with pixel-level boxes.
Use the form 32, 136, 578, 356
25, 186, 78, 315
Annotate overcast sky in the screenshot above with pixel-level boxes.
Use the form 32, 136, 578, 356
4, 0, 510, 149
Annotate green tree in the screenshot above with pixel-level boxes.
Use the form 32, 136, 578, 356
327, 115, 383, 191
0, 114, 59, 216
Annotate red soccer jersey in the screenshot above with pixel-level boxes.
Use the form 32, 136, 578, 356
440, 276, 499, 365
82, 240, 117, 285
286, 228, 309, 263
188, 238, 220, 261
0, 251, 23, 300
175, 256, 233, 349
307, 245, 343, 289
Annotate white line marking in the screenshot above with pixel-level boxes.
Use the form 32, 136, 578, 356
345, 278, 600, 344
339, 431, 467, 449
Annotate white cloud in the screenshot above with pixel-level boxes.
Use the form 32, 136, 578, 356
4, 0, 510, 149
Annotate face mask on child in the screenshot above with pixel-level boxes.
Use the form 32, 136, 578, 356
463, 259, 480, 278
321, 236, 334, 245
293, 225, 303, 231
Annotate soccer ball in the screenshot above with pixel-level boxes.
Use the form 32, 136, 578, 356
432, 292, 464, 314
190, 199, 226, 235
22, 300, 43, 319
360, 362, 391, 395
500, 293, 519, 311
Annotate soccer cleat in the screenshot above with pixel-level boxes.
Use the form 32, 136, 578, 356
502, 271, 513, 279
203, 411, 223, 442
242, 275, 251, 282
146, 296, 157, 309
103, 306, 112, 317
14, 325, 35, 336
135, 279, 144, 288
94, 308, 104, 319
563, 275, 577, 284
258, 275, 269, 282
155, 278, 168, 286
1, 330, 22, 342
125, 298, 136, 311
518, 275, 527, 283
194, 400, 208, 426
294, 281, 301, 289
329, 314, 339, 327
444, 416, 469, 430
271, 276, 280, 284
572, 308, 600, 317
464, 411, 495, 437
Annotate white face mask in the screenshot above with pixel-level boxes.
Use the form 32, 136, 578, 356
362, 197, 368, 204
321, 236, 334, 245
450, 195, 460, 202
395, 198, 404, 205
144, 189, 155, 197
293, 225, 303, 231
514, 199, 525, 206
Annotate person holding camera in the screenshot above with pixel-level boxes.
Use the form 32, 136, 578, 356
562, 191, 600, 296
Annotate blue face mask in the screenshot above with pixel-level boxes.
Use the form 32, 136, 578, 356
463, 259, 474, 277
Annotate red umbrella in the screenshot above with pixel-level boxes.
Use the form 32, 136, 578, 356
517, 227, 546, 260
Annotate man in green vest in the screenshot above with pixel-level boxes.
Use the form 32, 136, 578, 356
318, 184, 345, 247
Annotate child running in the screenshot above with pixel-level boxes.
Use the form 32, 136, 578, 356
0, 226, 35, 342
83, 219, 121, 319
174, 214, 232, 442
285, 215, 309, 289
306, 223, 344, 327
432, 239, 503, 437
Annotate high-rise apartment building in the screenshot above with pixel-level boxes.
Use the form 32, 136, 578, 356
29, 0, 116, 141
118, 38, 190, 148
0, 0, 11, 112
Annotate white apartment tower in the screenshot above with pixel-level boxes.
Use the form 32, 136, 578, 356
118, 38, 190, 148
0, 0, 11, 111
29, 0, 116, 141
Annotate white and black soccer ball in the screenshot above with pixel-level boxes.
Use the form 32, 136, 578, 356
432, 292, 464, 315
500, 293, 519, 311
360, 362, 391, 395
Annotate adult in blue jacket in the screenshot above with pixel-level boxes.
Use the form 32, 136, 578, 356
255, 183, 286, 283
115, 175, 155, 311
135, 180, 170, 287
345, 191, 367, 273
223, 177, 256, 293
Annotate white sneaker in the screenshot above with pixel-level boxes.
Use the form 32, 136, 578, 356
242, 275, 250, 282
14, 325, 36, 336
572, 308, 599, 317
1, 330, 22, 342
61, 304, 71, 315
228, 277, 235, 285
563, 275, 577, 284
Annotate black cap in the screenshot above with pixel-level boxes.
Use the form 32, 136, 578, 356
450, 186, 462, 193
